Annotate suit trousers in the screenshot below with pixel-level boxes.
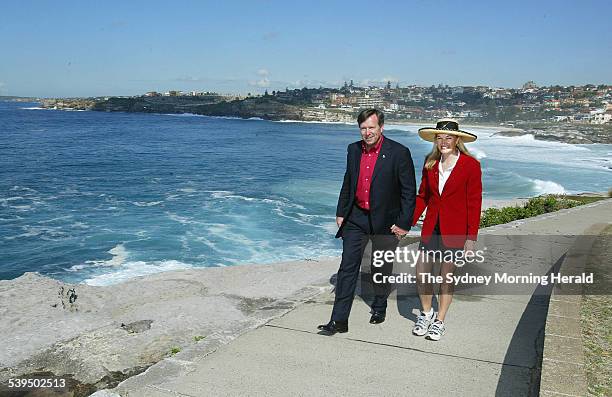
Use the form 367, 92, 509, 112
331, 205, 398, 322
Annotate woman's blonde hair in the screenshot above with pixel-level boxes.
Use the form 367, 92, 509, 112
424, 136, 473, 169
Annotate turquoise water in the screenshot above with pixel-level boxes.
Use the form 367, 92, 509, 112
1, 101, 611, 284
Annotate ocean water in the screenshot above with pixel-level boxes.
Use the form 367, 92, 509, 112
1, 101, 611, 285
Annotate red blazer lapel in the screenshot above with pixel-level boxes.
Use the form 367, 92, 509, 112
431, 160, 440, 198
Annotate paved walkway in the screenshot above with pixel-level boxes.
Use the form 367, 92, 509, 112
106, 199, 612, 397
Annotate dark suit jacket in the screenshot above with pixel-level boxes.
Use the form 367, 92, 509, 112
335, 136, 416, 238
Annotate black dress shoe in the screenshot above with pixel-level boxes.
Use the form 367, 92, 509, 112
369, 311, 386, 324
317, 320, 348, 335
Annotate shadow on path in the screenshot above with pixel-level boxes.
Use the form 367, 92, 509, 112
494, 254, 564, 397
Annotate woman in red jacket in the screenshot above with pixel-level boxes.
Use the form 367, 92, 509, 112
411, 119, 482, 341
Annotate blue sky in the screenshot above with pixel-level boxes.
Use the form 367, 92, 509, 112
1, 0, 610, 97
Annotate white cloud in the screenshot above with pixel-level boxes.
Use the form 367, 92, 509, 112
175, 76, 203, 82
381, 76, 400, 83
250, 78, 270, 87
359, 77, 400, 87
287, 79, 341, 88
246, 72, 342, 91
249, 69, 271, 87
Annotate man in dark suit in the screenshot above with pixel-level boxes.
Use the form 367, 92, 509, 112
318, 108, 416, 335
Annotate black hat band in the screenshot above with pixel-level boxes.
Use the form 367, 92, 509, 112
436, 121, 459, 131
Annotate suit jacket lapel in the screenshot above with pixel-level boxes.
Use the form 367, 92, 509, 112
370, 137, 389, 184
352, 144, 362, 190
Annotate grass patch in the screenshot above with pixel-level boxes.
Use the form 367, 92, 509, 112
169, 346, 181, 356
480, 195, 587, 228
194, 335, 206, 342
560, 195, 607, 205
581, 225, 612, 397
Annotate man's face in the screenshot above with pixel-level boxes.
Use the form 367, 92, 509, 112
359, 114, 383, 148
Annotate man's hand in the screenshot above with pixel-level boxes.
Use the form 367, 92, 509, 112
336, 217, 344, 228
390, 224, 408, 238
464, 239, 477, 254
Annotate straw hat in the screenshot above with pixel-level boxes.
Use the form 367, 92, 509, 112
418, 119, 477, 143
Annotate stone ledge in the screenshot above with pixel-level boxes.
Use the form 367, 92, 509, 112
539, 223, 608, 397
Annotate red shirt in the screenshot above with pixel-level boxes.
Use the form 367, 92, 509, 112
356, 135, 384, 210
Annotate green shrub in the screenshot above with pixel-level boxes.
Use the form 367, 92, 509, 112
480, 195, 583, 228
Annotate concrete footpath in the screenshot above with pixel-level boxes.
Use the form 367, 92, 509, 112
105, 199, 612, 397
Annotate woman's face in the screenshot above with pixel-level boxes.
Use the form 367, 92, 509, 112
436, 133, 459, 155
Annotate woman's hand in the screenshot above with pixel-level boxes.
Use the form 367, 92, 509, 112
391, 224, 408, 239
336, 216, 344, 228
464, 239, 476, 254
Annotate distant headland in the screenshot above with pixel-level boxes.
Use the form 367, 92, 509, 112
3, 81, 611, 143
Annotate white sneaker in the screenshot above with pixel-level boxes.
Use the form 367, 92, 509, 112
412, 309, 435, 336
425, 319, 446, 341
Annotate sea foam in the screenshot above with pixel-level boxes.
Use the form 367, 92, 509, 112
530, 178, 566, 195
82, 259, 193, 286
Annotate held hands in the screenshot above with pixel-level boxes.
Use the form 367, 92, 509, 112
337, 218, 409, 239
390, 224, 408, 239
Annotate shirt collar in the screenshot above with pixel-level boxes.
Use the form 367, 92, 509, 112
362, 135, 384, 154
438, 151, 460, 173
